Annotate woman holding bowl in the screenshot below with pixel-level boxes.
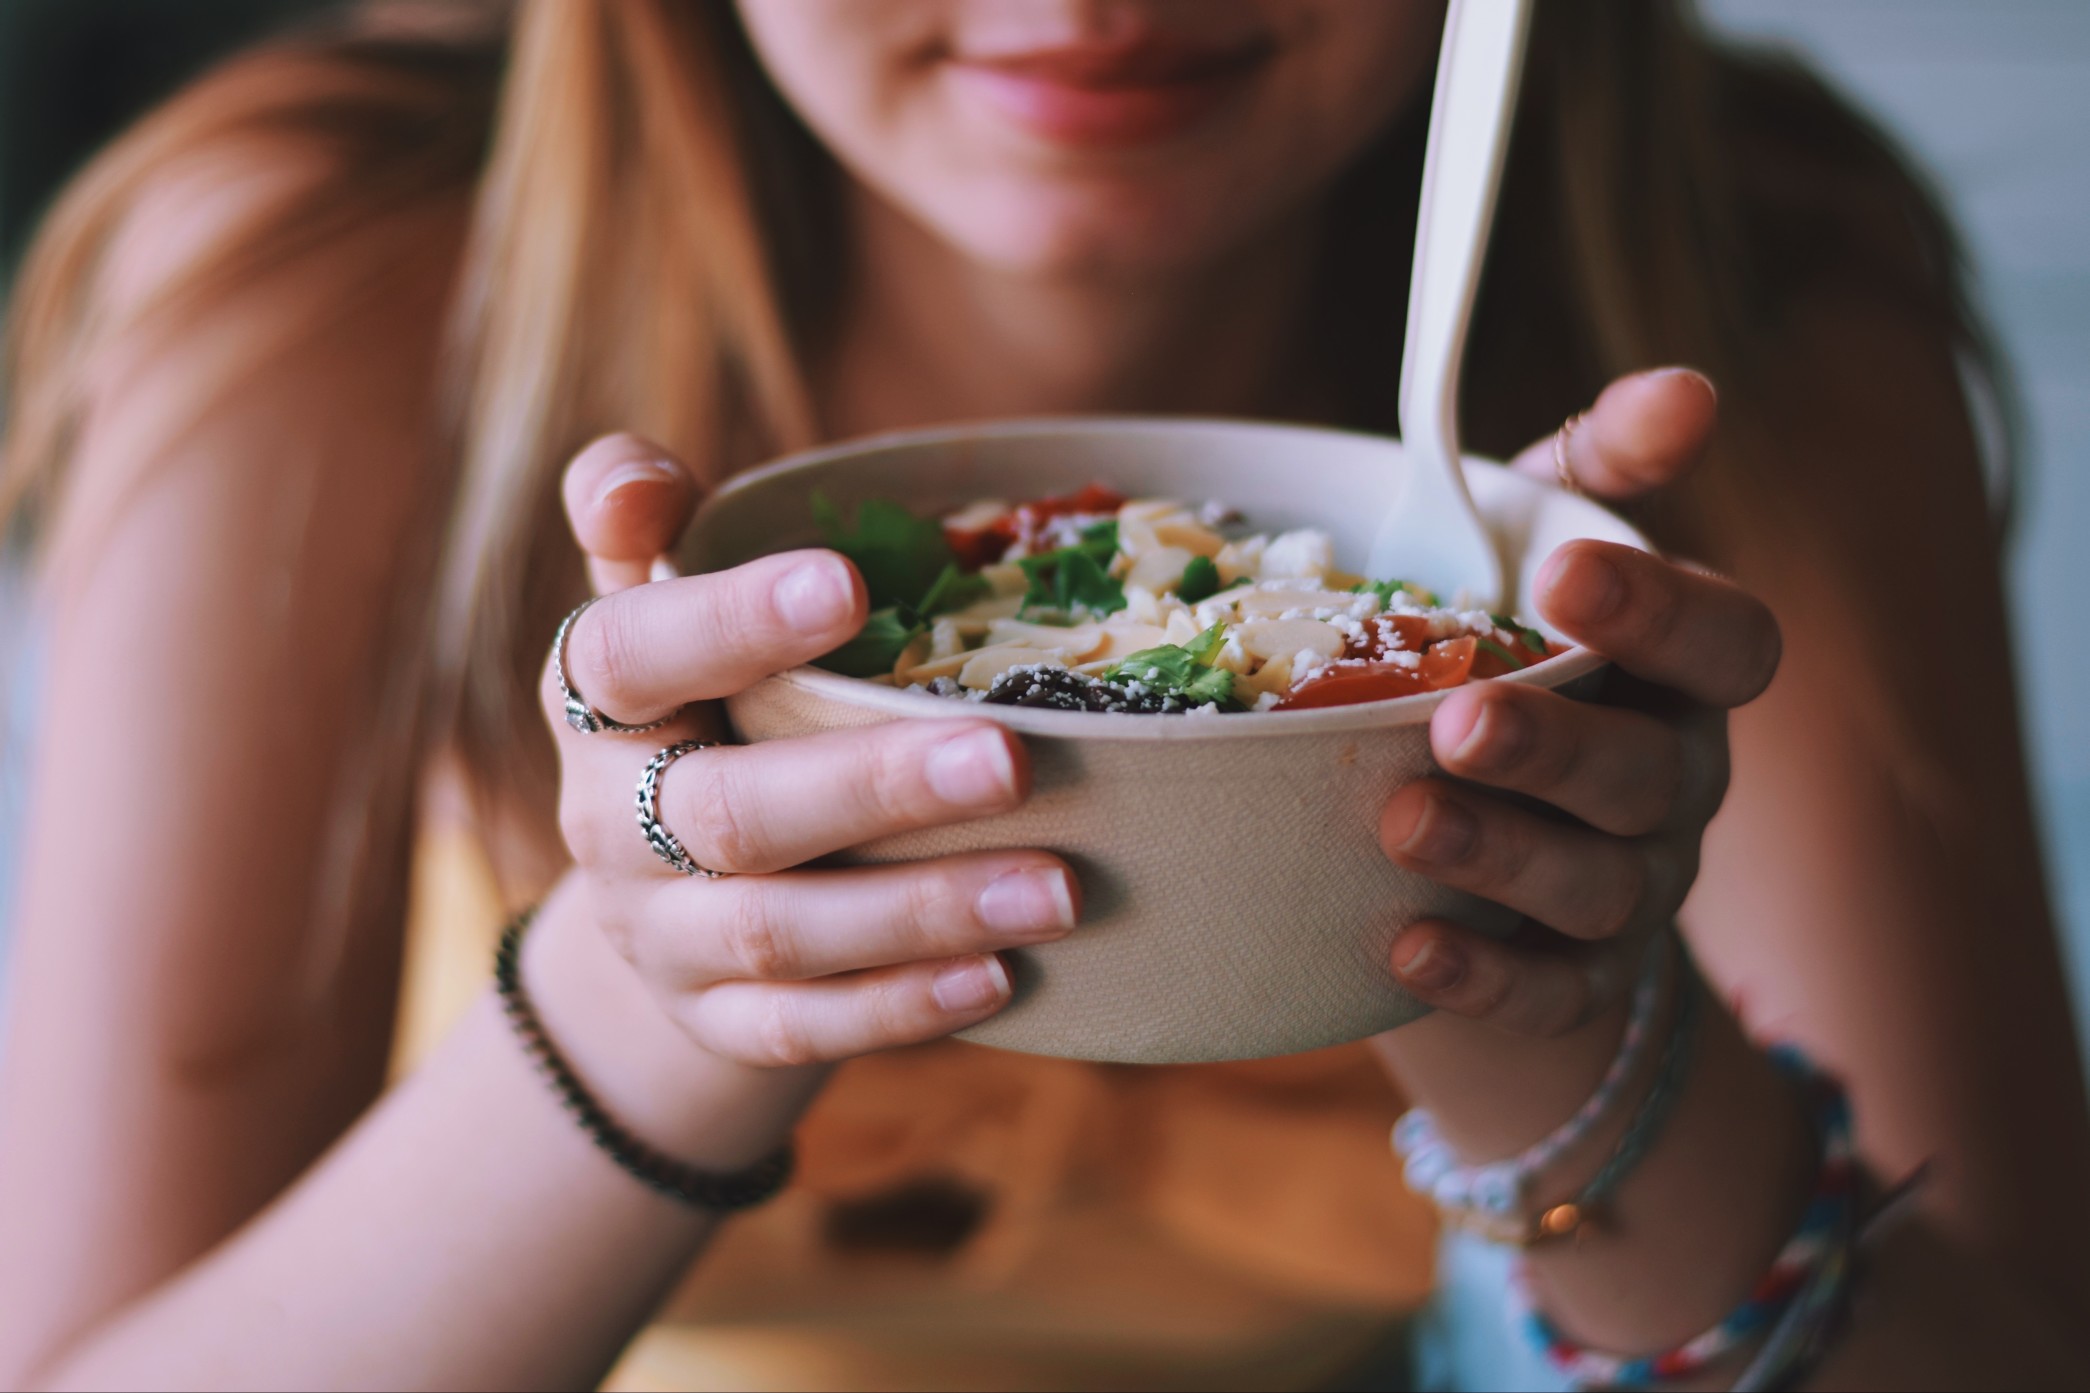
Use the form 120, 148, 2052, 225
0, 2, 2081, 1388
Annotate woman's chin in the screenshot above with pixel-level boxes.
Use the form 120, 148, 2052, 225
925, 186, 1270, 281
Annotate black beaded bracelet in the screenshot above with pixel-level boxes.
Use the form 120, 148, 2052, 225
494, 906, 794, 1212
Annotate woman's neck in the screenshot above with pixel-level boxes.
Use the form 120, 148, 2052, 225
818, 186, 1327, 438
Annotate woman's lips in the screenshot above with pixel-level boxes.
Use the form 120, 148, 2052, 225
945, 39, 1273, 149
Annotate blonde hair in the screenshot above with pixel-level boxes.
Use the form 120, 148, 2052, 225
2, 0, 2006, 890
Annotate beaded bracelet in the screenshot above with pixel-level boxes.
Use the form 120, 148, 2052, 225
495, 907, 795, 1212
1395, 931, 1672, 1220
1424, 955, 1701, 1246
1513, 1046, 1858, 1390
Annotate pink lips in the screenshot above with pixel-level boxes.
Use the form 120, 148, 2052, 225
945, 36, 1273, 149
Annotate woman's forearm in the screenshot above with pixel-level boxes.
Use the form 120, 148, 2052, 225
25, 877, 814, 1392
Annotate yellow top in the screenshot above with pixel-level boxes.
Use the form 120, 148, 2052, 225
397, 826, 1438, 1392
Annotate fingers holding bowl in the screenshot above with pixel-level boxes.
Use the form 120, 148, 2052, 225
540, 548, 868, 732
623, 852, 1078, 989
673, 954, 1018, 1068
1390, 916, 1650, 1039
1535, 541, 1781, 710
1427, 682, 1709, 838
1380, 778, 1691, 942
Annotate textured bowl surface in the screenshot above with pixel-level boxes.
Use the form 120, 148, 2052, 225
685, 418, 1649, 1063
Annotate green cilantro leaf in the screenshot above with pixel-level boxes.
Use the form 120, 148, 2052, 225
1017, 520, 1125, 619
1490, 613, 1551, 656
1176, 554, 1221, 603
919, 561, 990, 618
1102, 624, 1239, 709
812, 491, 956, 611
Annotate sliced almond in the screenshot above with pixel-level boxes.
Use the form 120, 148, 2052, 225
891, 632, 934, 682
1084, 624, 1169, 665
1153, 521, 1224, 557
981, 563, 1029, 598
926, 617, 967, 661
903, 647, 981, 683
1126, 545, 1196, 593
944, 498, 1012, 532
958, 645, 1070, 691
1238, 618, 1344, 662
1119, 498, 1188, 524
1162, 609, 1207, 646
985, 620, 1104, 659
1239, 651, 1294, 697
1215, 537, 1265, 584
1233, 588, 1351, 618
947, 592, 1023, 622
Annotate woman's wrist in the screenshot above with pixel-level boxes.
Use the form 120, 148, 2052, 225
1376, 943, 1819, 1372
518, 876, 825, 1170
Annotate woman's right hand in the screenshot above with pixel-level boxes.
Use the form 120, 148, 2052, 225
541, 434, 1078, 1068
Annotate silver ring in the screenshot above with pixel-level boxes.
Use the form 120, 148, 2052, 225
1552, 412, 1589, 499
637, 740, 728, 878
554, 597, 676, 735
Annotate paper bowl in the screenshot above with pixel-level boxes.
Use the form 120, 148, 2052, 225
683, 417, 1650, 1064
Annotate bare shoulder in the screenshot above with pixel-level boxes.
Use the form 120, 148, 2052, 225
19, 27, 499, 573
3, 29, 500, 1058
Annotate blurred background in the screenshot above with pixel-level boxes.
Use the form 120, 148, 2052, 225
2, 1, 2087, 1050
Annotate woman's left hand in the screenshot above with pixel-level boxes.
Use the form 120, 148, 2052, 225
1379, 367, 1781, 1036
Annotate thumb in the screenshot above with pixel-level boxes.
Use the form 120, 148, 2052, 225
560, 433, 700, 594
1507, 366, 1719, 502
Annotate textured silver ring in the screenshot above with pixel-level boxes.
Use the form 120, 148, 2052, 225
554, 597, 677, 735
637, 739, 728, 878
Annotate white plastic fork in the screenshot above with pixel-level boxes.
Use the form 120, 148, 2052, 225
1364, 0, 1534, 609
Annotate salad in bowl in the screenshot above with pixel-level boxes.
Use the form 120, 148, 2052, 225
813, 484, 1564, 715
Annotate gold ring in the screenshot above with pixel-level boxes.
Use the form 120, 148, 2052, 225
1553, 413, 1588, 498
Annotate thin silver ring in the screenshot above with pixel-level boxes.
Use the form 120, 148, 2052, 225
637, 740, 728, 878
554, 597, 677, 735
1552, 412, 1589, 499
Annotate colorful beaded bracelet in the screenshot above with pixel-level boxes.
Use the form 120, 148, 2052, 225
494, 907, 795, 1212
1395, 931, 1672, 1219
1513, 1046, 1858, 1389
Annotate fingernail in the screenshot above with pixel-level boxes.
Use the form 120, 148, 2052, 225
775, 557, 854, 631
925, 728, 1018, 808
1397, 794, 1478, 865
933, 955, 1012, 1013
1454, 700, 1530, 774
1547, 549, 1625, 627
976, 867, 1077, 938
594, 459, 682, 507
648, 554, 682, 584
1647, 365, 1718, 404
1394, 935, 1466, 992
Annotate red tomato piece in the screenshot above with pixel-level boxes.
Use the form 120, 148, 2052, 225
1421, 636, 1477, 687
1345, 613, 1434, 660
1276, 636, 1480, 711
1274, 663, 1437, 710
942, 521, 1016, 571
